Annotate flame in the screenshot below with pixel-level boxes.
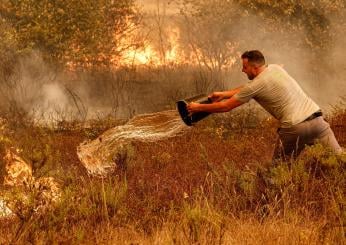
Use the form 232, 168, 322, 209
120, 27, 189, 66
65, 25, 237, 69
122, 45, 161, 65
119, 26, 237, 68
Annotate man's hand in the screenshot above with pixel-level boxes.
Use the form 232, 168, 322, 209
187, 96, 244, 115
187, 102, 201, 115
208, 92, 224, 102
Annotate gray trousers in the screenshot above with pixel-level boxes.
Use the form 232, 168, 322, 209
273, 116, 342, 163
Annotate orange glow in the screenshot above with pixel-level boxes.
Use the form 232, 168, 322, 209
122, 45, 160, 65
65, 25, 237, 69
120, 27, 191, 66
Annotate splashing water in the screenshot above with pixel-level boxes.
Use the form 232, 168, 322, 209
0, 199, 12, 217
77, 110, 190, 176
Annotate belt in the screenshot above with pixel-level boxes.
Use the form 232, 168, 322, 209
303, 111, 322, 122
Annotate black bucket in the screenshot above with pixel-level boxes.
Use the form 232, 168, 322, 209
176, 94, 212, 126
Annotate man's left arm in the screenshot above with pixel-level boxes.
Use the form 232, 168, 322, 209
187, 96, 244, 114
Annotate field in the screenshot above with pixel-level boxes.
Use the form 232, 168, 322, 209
1, 1, 346, 243
0, 103, 345, 244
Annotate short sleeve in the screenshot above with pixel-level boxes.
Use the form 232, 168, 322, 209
234, 81, 265, 103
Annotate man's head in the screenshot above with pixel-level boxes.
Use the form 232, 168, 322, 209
241, 50, 265, 80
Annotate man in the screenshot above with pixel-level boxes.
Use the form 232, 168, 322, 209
187, 50, 342, 162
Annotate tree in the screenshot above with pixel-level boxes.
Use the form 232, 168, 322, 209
175, 1, 235, 91
0, 0, 141, 67
234, 0, 346, 85
178, 0, 346, 88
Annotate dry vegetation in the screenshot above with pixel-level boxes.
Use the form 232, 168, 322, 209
0, 104, 344, 244
0, 0, 345, 244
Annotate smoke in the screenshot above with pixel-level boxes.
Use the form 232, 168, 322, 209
168, 0, 346, 110
0, 50, 164, 124
1, 1, 345, 125
0, 51, 87, 124
31, 83, 70, 123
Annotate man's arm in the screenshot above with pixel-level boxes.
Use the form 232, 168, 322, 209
187, 96, 243, 114
209, 86, 243, 102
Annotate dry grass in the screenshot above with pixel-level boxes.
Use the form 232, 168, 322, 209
0, 104, 345, 244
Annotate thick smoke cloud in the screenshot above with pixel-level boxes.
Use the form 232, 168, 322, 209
177, 1, 346, 109
1, 1, 345, 124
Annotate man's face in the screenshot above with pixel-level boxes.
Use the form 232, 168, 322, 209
242, 58, 257, 80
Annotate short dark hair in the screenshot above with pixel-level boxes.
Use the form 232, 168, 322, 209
241, 50, 265, 66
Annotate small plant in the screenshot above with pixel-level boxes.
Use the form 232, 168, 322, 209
182, 198, 225, 244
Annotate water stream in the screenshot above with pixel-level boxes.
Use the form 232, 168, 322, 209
0, 199, 12, 217
77, 110, 190, 175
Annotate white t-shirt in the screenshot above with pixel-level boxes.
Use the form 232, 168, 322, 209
234, 64, 320, 128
